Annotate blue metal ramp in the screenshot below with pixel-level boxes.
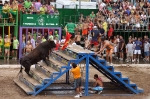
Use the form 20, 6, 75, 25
14, 45, 144, 96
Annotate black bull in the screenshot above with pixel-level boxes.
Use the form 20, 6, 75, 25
19, 40, 56, 77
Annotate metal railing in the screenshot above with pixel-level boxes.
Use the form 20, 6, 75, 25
0, 9, 18, 26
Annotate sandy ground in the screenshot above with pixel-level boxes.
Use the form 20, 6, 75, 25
0, 66, 150, 99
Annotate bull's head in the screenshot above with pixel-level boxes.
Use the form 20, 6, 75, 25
48, 40, 56, 50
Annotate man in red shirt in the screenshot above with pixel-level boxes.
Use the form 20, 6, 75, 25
89, 20, 94, 33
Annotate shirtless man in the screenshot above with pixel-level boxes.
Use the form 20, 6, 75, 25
91, 74, 103, 94
75, 32, 81, 45
25, 41, 33, 55
95, 38, 114, 65
82, 20, 89, 36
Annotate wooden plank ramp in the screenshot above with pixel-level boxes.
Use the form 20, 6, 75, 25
53, 51, 75, 60
22, 71, 42, 87
14, 78, 34, 94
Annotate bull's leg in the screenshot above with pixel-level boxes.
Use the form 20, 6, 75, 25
41, 53, 49, 66
23, 61, 33, 77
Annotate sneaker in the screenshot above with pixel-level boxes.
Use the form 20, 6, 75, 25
97, 91, 102, 94
110, 63, 113, 65
132, 59, 135, 62
74, 94, 80, 98
79, 93, 82, 97
137, 59, 139, 63
120, 58, 123, 61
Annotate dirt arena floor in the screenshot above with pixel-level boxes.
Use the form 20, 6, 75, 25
0, 66, 150, 99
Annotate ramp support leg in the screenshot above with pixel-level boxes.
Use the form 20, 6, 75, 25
66, 71, 70, 84
85, 54, 89, 96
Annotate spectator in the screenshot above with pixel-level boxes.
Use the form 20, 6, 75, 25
25, 41, 33, 55
54, 39, 60, 50
41, 36, 46, 43
65, 20, 77, 44
60, 36, 66, 45
34, 0, 41, 11
126, 40, 134, 62
143, 40, 150, 62
0, 35, 3, 55
75, 32, 81, 45
133, 37, 142, 63
107, 24, 114, 40
90, 11, 96, 20
82, 20, 89, 37
12, 36, 19, 60
2, 2, 9, 24
23, 0, 32, 9
40, 4, 46, 14
49, 32, 53, 40
30, 36, 36, 49
118, 36, 125, 61
4, 35, 11, 61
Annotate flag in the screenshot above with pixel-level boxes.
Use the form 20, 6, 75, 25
61, 32, 72, 50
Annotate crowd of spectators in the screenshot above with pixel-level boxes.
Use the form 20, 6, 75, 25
1, 0, 59, 23
95, 0, 150, 31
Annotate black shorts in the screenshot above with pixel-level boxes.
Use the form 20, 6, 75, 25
119, 48, 123, 52
74, 77, 82, 88
70, 33, 75, 39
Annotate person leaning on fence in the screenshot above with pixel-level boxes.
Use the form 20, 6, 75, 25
70, 63, 82, 98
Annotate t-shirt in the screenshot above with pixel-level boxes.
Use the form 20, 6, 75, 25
126, 43, 134, 52
35, 2, 41, 10
42, 38, 46, 43
24, 1, 32, 9
99, 28, 105, 35
135, 41, 142, 50
118, 39, 125, 49
13, 39, 19, 49
71, 66, 81, 79
90, 14, 95, 19
49, 35, 53, 40
91, 30, 100, 41
144, 42, 150, 52
31, 38, 35, 48
66, 23, 76, 33
40, 7, 45, 14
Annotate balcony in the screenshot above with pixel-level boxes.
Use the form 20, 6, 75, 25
0, 9, 18, 26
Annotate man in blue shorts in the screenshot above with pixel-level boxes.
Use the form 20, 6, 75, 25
91, 74, 103, 94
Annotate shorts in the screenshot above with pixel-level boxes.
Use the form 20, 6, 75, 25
127, 52, 133, 57
82, 29, 88, 35
13, 49, 18, 51
92, 86, 103, 91
114, 46, 118, 53
5, 47, 10, 49
106, 49, 114, 54
90, 40, 99, 46
119, 48, 123, 52
144, 51, 149, 56
74, 77, 82, 88
70, 33, 75, 39
134, 50, 141, 54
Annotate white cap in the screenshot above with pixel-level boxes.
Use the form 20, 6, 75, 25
93, 26, 97, 28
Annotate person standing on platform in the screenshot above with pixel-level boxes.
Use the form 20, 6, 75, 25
30, 36, 36, 49
12, 36, 19, 60
4, 35, 11, 61
65, 20, 77, 45
71, 63, 82, 98
0, 35, 3, 55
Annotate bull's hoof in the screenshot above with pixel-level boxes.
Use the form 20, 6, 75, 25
28, 74, 33, 78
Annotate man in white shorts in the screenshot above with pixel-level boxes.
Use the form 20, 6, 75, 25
133, 37, 142, 62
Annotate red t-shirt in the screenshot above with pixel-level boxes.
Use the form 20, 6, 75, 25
89, 22, 94, 31
55, 43, 60, 50
108, 27, 114, 37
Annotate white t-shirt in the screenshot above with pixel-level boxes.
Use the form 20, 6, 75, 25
144, 42, 150, 52
31, 38, 35, 48
60, 39, 66, 44
126, 43, 135, 52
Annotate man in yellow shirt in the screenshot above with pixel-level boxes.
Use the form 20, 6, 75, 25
71, 63, 82, 98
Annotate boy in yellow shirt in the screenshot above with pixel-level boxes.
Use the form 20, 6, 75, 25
71, 63, 82, 98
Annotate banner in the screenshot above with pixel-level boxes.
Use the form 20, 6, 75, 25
21, 14, 59, 27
